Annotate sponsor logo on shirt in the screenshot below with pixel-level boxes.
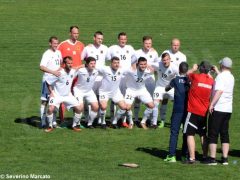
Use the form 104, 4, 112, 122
198, 83, 212, 89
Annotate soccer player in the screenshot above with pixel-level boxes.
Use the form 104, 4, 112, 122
73, 57, 99, 128
81, 31, 108, 124
159, 38, 187, 127
183, 61, 214, 164
97, 57, 126, 129
107, 32, 136, 127
162, 38, 187, 68
208, 57, 234, 165
58, 26, 85, 122
134, 36, 159, 122
141, 53, 178, 129
164, 62, 189, 162
45, 56, 83, 132
39, 36, 62, 128
113, 57, 154, 129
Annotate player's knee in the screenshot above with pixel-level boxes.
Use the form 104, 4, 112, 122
100, 102, 107, 111
92, 103, 99, 112
147, 102, 154, 109
48, 106, 55, 114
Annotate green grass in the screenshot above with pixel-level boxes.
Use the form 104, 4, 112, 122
0, 0, 240, 179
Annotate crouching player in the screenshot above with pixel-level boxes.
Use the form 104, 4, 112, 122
98, 56, 126, 129
45, 56, 83, 132
73, 57, 99, 128
164, 62, 189, 162
114, 57, 154, 129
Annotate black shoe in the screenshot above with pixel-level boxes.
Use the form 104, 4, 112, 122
87, 125, 94, 129
149, 125, 158, 129
101, 124, 107, 129
112, 124, 119, 129
201, 157, 209, 164
182, 158, 196, 164
207, 158, 217, 165
221, 157, 228, 165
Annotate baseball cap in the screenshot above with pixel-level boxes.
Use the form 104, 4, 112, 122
198, 60, 211, 74
219, 57, 232, 68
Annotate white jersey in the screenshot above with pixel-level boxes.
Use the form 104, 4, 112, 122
162, 49, 186, 68
212, 71, 234, 113
154, 62, 178, 87
135, 48, 159, 65
75, 68, 99, 93
125, 68, 152, 91
40, 49, 62, 79
107, 45, 136, 70
98, 66, 125, 94
46, 69, 77, 96
81, 44, 108, 69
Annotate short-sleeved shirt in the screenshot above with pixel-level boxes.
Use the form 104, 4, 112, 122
107, 45, 135, 70
212, 71, 234, 113
162, 49, 187, 68
74, 68, 99, 93
187, 73, 214, 117
81, 44, 108, 69
46, 69, 77, 96
40, 49, 62, 79
98, 66, 124, 94
58, 40, 84, 68
125, 68, 152, 91
134, 48, 159, 65
169, 75, 190, 113
153, 62, 178, 87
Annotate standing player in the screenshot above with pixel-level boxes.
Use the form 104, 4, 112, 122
113, 57, 154, 129
164, 62, 189, 162
107, 32, 136, 127
58, 26, 85, 122
39, 36, 62, 128
45, 56, 83, 132
208, 57, 234, 165
97, 57, 126, 129
183, 61, 214, 164
159, 38, 187, 127
134, 35, 159, 123
73, 57, 99, 128
141, 53, 178, 129
81, 31, 108, 124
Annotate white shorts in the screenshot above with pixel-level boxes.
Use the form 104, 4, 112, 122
49, 94, 79, 110
99, 89, 124, 104
125, 88, 153, 105
40, 80, 49, 101
153, 86, 174, 101
145, 75, 155, 96
73, 88, 98, 104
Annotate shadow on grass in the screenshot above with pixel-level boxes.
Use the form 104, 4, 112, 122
217, 148, 240, 158
14, 116, 74, 129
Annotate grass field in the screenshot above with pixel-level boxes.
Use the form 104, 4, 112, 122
0, 0, 240, 179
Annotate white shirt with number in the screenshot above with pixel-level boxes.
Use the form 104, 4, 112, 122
81, 44, 108, 69
162, 49, 186, 68
107, 45, 136, 70
98, 66, 125, 94
213, 71, 234, 113
46, 69, 77, 96
40, 49, 62, 80
135, 48, 159, 65
153, 62, 178, 87
74, 68, 99, 93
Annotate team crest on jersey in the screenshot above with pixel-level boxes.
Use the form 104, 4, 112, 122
176, 58, 179, 61
91, 51, 93, 54
71, 75, 73, 78
144, 74, 147, 77
168, 70, 172, 74
150, 55, 152, 58
100, 50, 103, 54
67, 48, 70, 51
126, 50, 129, 53
118, 72, 120, 75
116, 51, 119, 54
92, 73, 95, 76
76, 46, 80, 50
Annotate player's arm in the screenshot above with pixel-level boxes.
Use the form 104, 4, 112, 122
209, 90, 223, 113
165, 79, 174, 92
40, 65, 61, 77
187, 64, 198, 75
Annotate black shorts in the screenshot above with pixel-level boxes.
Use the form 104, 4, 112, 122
183, 112, 207, 136
208, 110, 231, 144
